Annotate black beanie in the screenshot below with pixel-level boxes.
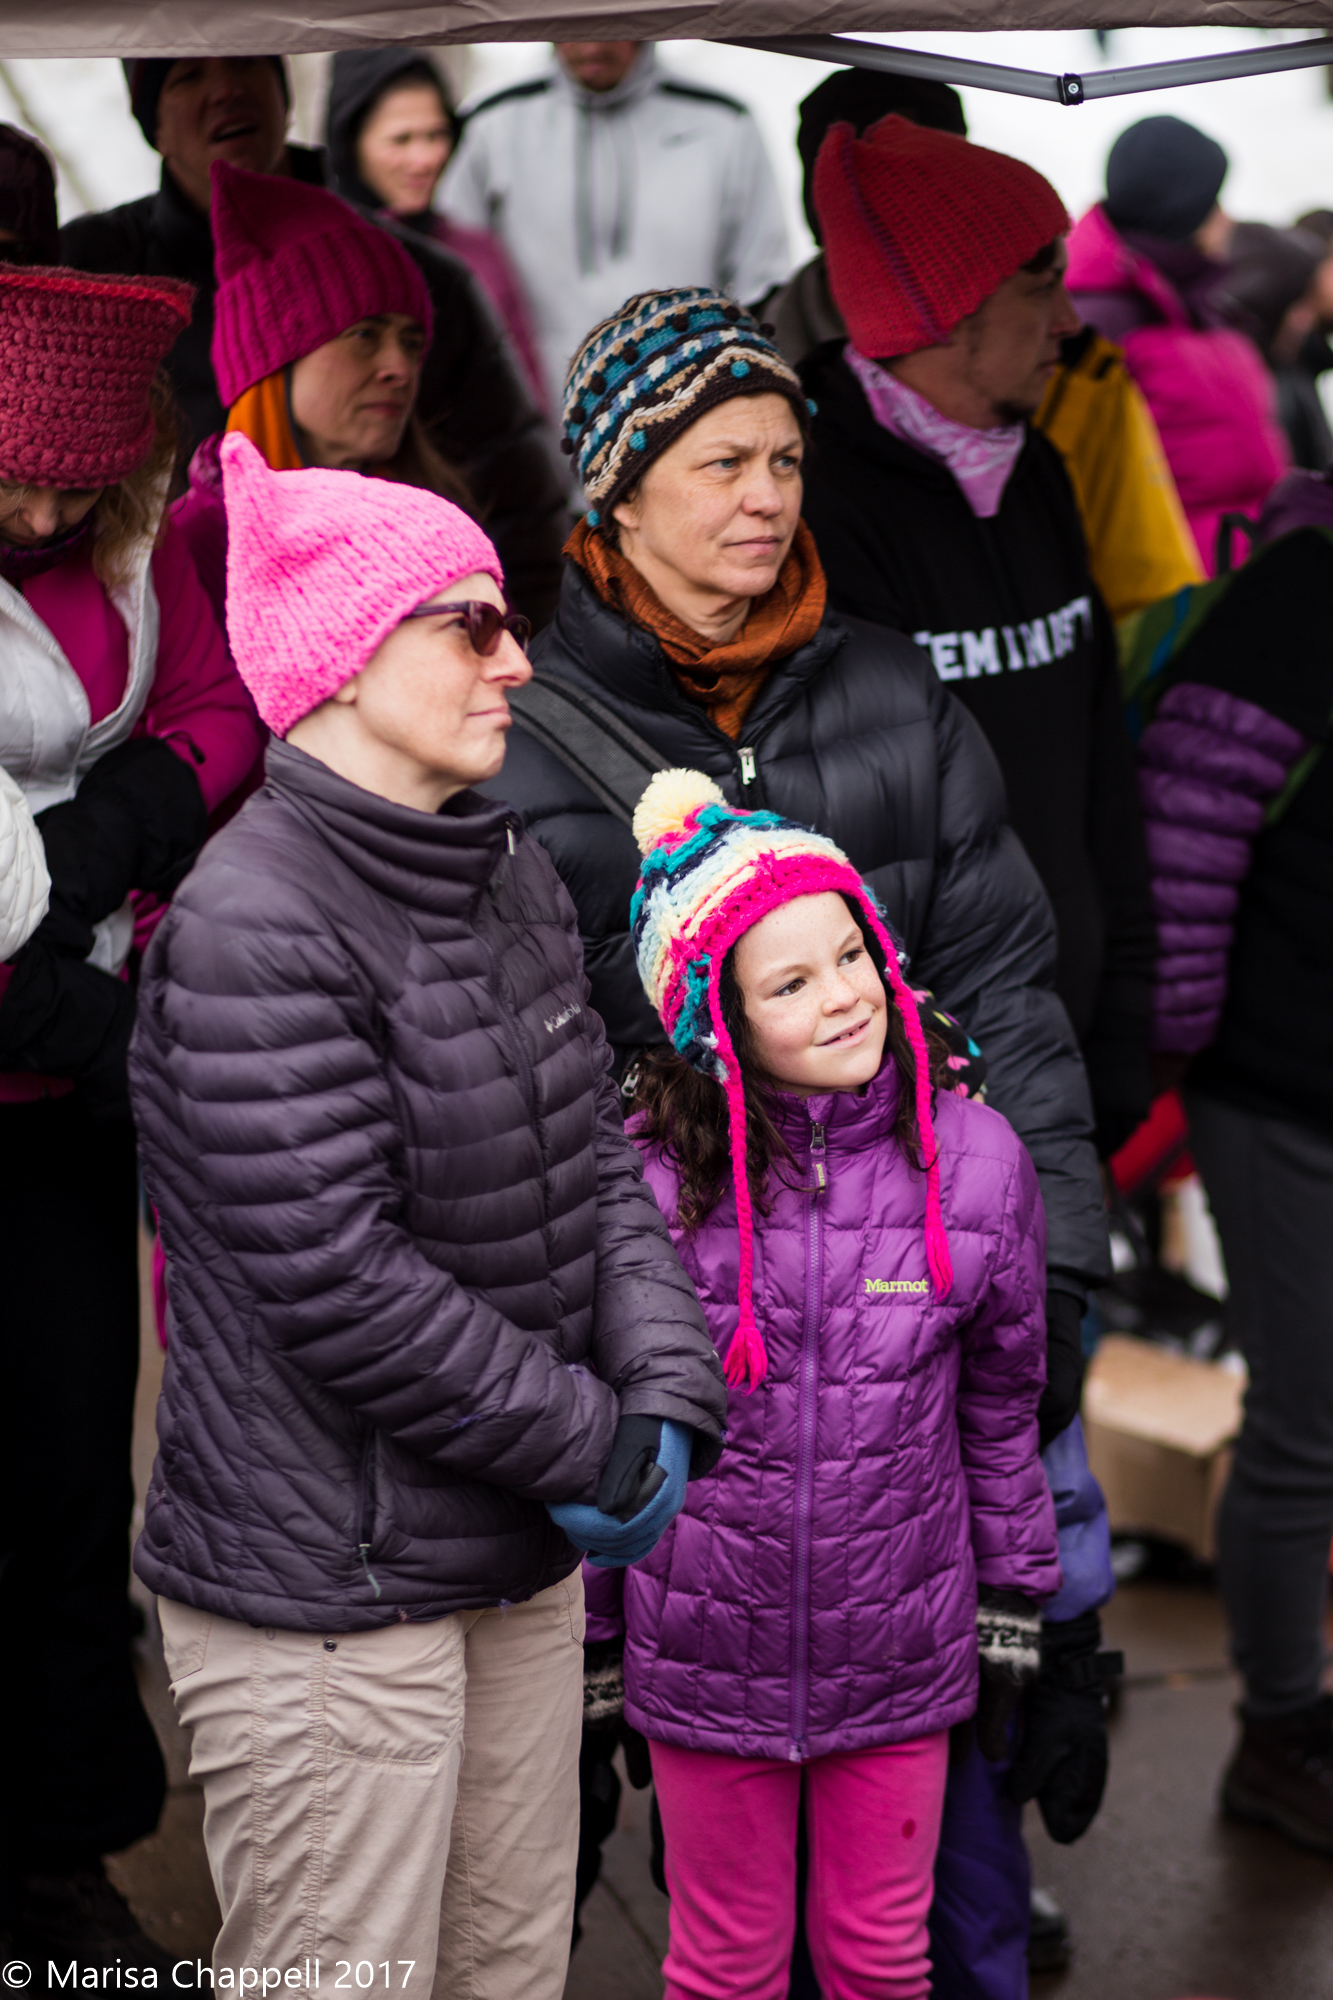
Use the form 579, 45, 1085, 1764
122, 56, 290, 150
1105, 115, 1228, 244
796, 66, 966, 242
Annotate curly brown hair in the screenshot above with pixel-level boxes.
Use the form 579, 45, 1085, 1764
630, 938, 953, 1234
90, 371, 178, 588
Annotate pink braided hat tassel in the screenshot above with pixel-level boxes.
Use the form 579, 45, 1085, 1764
712, 974, 769, 1393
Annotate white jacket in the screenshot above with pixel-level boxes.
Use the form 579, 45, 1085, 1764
0, 504, 162, 974
445, 48, 790, 412
0, 764, 50, 962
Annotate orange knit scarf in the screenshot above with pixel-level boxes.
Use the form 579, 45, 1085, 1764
225, 371, 305, 470
566, 517, 827, 739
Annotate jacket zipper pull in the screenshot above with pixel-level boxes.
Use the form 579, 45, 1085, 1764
738, 746, 757, 788
358, 1543, 382, 1600
811, 1121, 827, 1192
506, 823, 516, 855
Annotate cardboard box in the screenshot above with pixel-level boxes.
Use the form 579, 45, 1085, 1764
1083, 1335, 1245, 1560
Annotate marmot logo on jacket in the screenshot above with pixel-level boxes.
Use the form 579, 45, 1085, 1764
912, 595, 1093, 684
864, 1277, 930, 1296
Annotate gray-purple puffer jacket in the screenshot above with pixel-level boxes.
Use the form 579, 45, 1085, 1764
586, 1066, 1061, 1761
129, 741, 725, 1631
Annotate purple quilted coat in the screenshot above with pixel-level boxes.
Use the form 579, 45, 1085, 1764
1140, 683, 1307, 1051
587, 1067, 1061, 1761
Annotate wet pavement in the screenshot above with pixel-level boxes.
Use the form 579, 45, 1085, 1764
118, 1253, 1333, 1999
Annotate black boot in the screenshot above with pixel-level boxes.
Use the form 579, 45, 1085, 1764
1221, 1693, 1333, 1855
1027, 1886, 1073, 1972
17, 1865, 178, 1989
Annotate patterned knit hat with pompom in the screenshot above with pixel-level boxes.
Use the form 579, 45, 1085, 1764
561, 287, 811, 527
631, 768, 952, 1392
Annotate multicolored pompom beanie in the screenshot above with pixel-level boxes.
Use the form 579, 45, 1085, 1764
631, 769, 953, 1392
560, 287, 811, 527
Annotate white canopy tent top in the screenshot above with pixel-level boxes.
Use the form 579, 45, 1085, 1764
5, 0, 1333, 100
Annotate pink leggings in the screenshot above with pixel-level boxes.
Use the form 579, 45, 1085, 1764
650, 1731, 949, 2000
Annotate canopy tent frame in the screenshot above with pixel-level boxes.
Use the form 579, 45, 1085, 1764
728, 28, 1333, 105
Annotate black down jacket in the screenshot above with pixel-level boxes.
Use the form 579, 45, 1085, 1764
487, 561, 1110, 1292
129, 741, 725, 1632
58, 145, 570, 627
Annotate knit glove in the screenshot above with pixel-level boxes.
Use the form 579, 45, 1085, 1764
1008, 1610, 1123, 1843
975, 1588, 1043, 1762
0, 939, 135, 1120
549, 1418, 691, 1567
1038, 1289, 1087, 1451
33, 736, 207, 932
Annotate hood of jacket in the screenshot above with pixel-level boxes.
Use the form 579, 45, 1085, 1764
130, 736, 725, 1632
618, 1075, 1060, 1761
327, 49, 454, 210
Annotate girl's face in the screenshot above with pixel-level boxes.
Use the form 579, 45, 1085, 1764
289, 313, 426, 470
0, 483, 103, 546
732, 891, 887, 1097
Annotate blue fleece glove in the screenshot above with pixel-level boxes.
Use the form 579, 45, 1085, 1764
549, 1418, 692, 1568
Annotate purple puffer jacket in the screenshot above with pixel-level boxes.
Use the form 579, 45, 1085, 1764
587, 1067, 1060, 1761
1139, 682, 1308, 1051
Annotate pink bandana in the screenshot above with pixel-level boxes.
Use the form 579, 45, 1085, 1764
845, 344, 1026, 520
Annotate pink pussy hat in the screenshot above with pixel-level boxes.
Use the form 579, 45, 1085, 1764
220, 430, 503, 738
210, 158, 433, 407
631, 769, 953, 1392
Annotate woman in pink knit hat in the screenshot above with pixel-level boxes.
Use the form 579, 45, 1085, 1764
0, 263, 261, 1974
130, 435, 726, 1999
173, 159, 470, 633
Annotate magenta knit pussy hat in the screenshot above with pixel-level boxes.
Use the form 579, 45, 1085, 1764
210, 160, 434, 408
631, 770, 953, 1392
220, 430, 502, 738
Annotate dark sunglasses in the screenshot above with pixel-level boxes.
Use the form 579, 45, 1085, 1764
400, 598, 531, 656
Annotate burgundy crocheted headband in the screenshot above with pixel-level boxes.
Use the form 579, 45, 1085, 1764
0, 264, 193, 489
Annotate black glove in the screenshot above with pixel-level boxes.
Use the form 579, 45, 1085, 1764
975, 1588, 1042, 1762
34, 736, 208, 930
1038, 1289, 1086, 1451
0, 938, 135, 1120
596, 1414, 667, 1522
1007, 1609, 1123, 1843
1080, 1010, 1152, 1161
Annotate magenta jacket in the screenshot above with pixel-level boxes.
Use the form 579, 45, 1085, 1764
586, 1065, 1060, 1761
1067, 204, 1288, 575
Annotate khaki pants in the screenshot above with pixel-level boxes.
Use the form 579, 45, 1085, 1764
159, 1574, 584, 2000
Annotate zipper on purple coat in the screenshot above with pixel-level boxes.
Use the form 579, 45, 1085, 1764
789, 1116, 826, 1760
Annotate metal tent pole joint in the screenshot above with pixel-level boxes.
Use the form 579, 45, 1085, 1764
726, 32, 1333, 105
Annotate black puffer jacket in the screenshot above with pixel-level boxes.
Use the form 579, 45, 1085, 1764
58, 145, 569, 626
487, 561, 1110, 1292
129, 741, 725, 1631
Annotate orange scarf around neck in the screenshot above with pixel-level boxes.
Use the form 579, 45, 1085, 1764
566, 517, 827, 739
225, 371, 304, 471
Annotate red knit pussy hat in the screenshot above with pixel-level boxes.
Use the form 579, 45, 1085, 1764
210, 160, 433, 408
0, 263, 191, 487
814, 115, 1070, 358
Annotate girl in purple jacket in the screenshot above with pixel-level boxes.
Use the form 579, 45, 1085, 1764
590, 768, 1061, 2000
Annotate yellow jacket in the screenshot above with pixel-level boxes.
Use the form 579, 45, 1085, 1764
1036, 332, 1204, 623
